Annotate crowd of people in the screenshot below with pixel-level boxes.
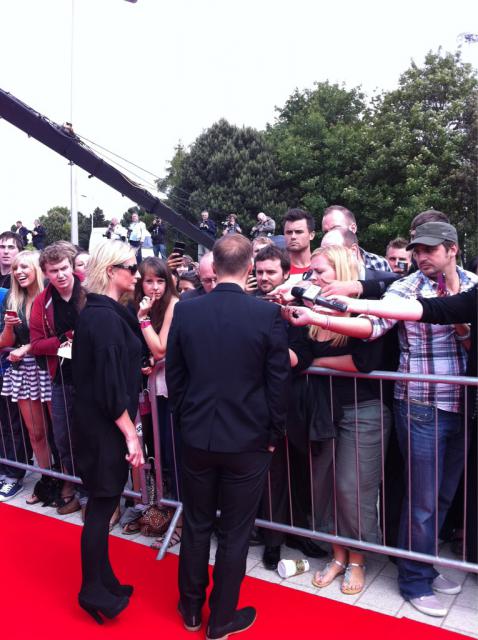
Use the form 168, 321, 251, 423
0, 202, 477, 629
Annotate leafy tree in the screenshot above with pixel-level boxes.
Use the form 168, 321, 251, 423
39, 206, 71, 245
157, 119, 282, 236
356, 49, 478, 254
266, 82, 369, 226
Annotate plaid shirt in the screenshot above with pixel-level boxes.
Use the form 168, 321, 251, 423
367, 267, 478, 413
360, 248, 392, 272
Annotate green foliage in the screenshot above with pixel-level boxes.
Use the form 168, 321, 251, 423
356, 50, 478, 255
157, 119, 282, 237
266, 81, 369, 228
39, 206, 71, 246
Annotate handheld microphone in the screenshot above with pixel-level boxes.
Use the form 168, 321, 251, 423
290, 286, 348, 313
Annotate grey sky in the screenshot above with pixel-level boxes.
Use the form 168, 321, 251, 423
0, 0, 476, 229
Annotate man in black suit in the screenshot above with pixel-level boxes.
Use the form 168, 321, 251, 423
166, 233, 290, 640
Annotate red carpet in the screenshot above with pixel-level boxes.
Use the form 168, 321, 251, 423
0, 503, 468, 640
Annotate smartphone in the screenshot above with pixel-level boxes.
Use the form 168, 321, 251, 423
173, 241, 186, 256
5, 310, 18, 318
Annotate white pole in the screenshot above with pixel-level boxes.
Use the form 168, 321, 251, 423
69, 0, 78, 245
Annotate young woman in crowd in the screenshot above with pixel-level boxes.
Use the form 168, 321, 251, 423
0, 251, 52, 503
134, 257, 180, 546
285, 246, 391, 595
72, 240, 144, 623
74, 250, 90, 282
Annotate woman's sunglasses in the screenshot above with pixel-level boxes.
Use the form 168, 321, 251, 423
114, 263, 138, 275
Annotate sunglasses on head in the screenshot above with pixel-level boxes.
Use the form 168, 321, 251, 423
114, 263, 137, 275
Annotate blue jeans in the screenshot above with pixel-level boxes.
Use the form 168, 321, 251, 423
394, 399, 465, 599
153, 244, 166, 259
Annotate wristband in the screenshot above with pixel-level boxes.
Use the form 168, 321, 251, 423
140, 320, 152, 330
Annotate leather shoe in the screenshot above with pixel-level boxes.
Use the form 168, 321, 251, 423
206, 607, 256, 640
285, 536, 326, 558
262, 545, 281, 571
249, 527, 263, 547
178, 602, 202, 631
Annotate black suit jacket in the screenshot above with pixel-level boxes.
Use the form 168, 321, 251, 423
166, 282, 290, 453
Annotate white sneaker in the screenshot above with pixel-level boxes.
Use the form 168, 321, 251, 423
409, 594, 448, 617
432, 574, 462, 595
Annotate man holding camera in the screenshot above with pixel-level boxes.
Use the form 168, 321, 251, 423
149, 217, 167, 258
197, 211, 216, 261
386, 237, 411, 275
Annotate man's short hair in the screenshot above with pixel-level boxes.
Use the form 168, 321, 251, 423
254, 245, 291, 273
213, 234, 252, 277
0, 231, 24, 251
386, 237, 409, 253
323, 205, 356, 225
410, 210, 449, 232
39, 241, 77, 271
282, 208, 315, 232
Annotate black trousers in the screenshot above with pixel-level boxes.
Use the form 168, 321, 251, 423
179, 445, 271, 628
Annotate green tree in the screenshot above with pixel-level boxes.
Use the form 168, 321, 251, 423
39, 206, 70, 245
158, 119, 282, 236
356, 49, 478, 254
266, 82, 369, 225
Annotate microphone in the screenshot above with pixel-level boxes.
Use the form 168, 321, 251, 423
290, 286, 348, 313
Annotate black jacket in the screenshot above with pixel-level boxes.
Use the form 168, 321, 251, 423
166, 282, 290, 453
72, 293, 142, 496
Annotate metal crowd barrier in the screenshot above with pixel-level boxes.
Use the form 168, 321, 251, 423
0, 350, 148, 503
148, 364, 478, 574
1, 347, 476, 577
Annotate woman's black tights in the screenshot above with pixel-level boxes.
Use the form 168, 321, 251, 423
80, 495, 120, 597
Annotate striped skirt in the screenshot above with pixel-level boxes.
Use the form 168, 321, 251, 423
1, 354, 52, 402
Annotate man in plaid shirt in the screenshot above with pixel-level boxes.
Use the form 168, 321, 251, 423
366, 221, 478, 617
321, 205, 392, 272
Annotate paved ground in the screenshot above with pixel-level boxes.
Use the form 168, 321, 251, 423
5, 472, 478, 638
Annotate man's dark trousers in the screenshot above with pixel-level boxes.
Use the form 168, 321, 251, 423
179, 446, 271, 628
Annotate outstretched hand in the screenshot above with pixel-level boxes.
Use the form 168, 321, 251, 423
281, 305, 317, 326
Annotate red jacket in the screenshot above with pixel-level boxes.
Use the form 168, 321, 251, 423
29, 283, 74, 380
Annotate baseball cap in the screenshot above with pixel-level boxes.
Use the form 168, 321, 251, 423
407, 222, 458, 250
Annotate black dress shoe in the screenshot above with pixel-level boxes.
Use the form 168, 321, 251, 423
206, 607, 256, 640
249, 527, 263, 547
178, 602, 202, 631
262, 545, 281, 571
285, 536, 327, 558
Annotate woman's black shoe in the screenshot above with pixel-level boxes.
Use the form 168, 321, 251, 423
262, 545, 281, 571
78, 593, 129, 624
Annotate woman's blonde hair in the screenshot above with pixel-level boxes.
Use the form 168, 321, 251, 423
7, 251, 44, 320
84, 240, 136, 295
308, 245, 359, 347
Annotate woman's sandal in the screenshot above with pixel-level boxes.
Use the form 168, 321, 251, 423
26, 493, 41, 505
341, 562, 366, 595
151, 525, 182, 551
311, 558, 346, 588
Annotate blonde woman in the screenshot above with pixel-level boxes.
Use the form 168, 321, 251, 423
72, 240, 144, 623
0, 251, 52, 503
285, 246, 391, 595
